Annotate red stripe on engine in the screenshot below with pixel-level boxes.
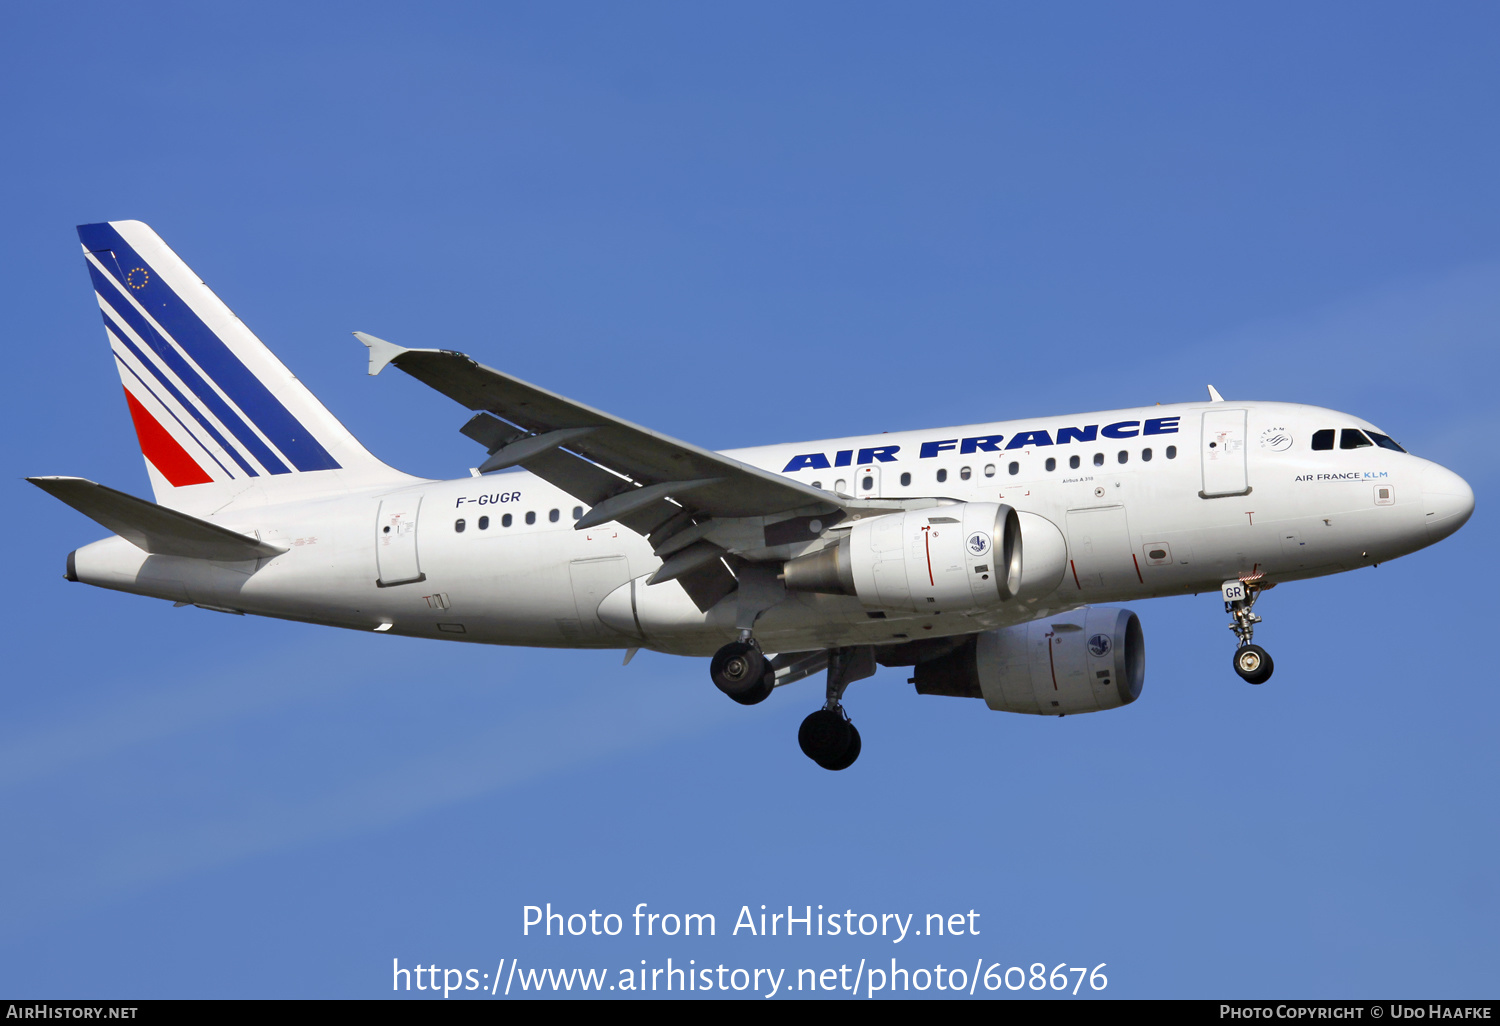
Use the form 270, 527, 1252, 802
122, 389, 213, 487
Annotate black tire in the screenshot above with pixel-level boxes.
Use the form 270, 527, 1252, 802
727, 667, 775, 706
711, 641, 767, 700
819, 724, 861, 771
798, 709, 852, 765
1233, 644, 1274, 685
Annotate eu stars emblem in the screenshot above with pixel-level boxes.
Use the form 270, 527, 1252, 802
126, 267, 150, 290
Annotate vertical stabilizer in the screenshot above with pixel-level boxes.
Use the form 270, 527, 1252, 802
77, 221, 414, 513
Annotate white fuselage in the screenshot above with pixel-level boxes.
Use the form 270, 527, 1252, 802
67, 400, 1472, 657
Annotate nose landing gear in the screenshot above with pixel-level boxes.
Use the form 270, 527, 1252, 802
1233, 643, 1273, 684
1224, 576, 1275, 684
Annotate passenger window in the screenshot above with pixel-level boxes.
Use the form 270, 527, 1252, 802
1142, 448, 1152, 462
861, 475, 874, 490
478, 516, 489, 530
984, 465, 996, 477
1166, 446, 1177, 459
960, 467, 972, 480
1341, 429, 1373, 450
1093, 453, 1104, 467
573, 506, 584, 520
900, 472, 911, 486
835, 479, 847, 493
1311, 429, 1335, 450
936, 468, 948, 483
1069, 455, 1080, 470
525, 511, 536, 525
1045, 457, 1056, 472
810, 481, 822, 489
1368, 432, 1406, 453
1007, 462, 1019, 476
1117, 450, 1128, 464
454, 519, 466, 533
549, 508, 560, 522
502, 513, 513, 527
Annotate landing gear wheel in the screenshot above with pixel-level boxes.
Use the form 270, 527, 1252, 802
798, 709, 859, 770
727, 669, 775, 706
711, 641, 768, 702
820, 724, 861, 771
1233, 644, 1274, 685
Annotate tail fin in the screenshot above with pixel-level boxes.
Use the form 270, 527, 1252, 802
78, 220, 410, 511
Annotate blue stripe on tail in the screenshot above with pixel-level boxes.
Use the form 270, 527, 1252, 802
87, 260, 289, 474
113, 351, 237, 480
103, 318, 252, 478
78, 222, 340, 472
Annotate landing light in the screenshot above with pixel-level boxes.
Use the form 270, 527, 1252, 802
373, 623, 393, 632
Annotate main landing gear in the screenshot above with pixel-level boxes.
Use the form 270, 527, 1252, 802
709, 633, 775, 706
798, 647, 875, 772
1225, 576, 1275, 685
706, 639, 875, 770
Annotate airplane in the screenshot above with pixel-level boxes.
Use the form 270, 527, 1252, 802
31, 220, 1475, 770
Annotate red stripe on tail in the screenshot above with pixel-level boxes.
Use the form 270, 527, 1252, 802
122, 389, 213, 487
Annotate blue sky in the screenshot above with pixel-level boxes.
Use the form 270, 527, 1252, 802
2, 1, 1496, 998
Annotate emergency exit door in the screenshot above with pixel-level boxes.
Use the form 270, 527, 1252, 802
1201, 409, 1249, 497
376, 496, 425, 586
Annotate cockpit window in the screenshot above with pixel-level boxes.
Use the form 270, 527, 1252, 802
1367, 431, 1406, 453
1340, 429, 1373, 449
1311, 429, 1334, 450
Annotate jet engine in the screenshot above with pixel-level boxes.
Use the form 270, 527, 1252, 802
783, 503, 1022, 613
910, 606, 1144, 715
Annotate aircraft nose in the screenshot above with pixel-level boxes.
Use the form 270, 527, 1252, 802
1419, 462, 1475, 543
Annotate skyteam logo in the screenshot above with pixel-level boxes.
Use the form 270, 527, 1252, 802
1259, 426, 1293, 452
1088, 634, 1112, 658
966, 532, 991, 557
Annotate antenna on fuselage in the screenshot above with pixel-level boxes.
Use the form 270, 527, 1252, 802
1207, 385, 1226, 402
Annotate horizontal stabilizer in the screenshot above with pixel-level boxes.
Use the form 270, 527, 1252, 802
28, 476, 286, 561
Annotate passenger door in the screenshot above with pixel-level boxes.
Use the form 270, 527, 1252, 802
1201, 409, 1249, 497
376, 497, 425, 586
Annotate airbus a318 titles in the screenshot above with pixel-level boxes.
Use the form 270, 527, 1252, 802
33, 221, 1475, 769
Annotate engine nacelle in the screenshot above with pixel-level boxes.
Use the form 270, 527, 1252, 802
911, 606, 1144, 715
784, 503, 1022, 613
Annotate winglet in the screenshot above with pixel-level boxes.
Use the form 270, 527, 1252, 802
1207, 384, 1225, 402
354, 332, 407, 376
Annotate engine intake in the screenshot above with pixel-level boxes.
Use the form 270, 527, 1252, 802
783, 503, 1022, 613
910, 606, 1144, 715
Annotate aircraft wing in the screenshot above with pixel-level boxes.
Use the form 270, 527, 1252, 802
358, 334, 839, 609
